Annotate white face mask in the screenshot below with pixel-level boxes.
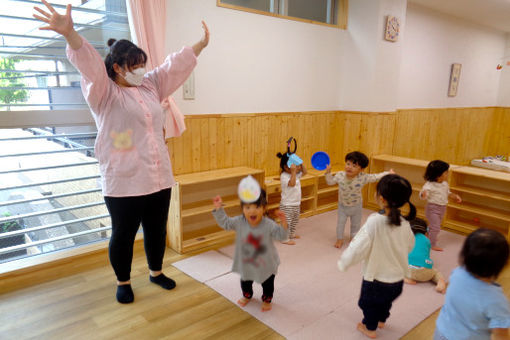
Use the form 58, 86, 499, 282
123, 67, 146, 86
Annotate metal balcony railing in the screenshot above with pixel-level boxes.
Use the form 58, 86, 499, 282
0, 128, 111, 263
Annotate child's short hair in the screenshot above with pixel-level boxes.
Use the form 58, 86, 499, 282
240, 189, 267, 208
345, 151, 369, 169
424, 160, 450, 182
460, 228, 509, 279
276, 152, 290, 173
410, 217, 428, 235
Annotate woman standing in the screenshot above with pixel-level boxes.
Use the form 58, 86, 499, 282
33, 0, 209, 303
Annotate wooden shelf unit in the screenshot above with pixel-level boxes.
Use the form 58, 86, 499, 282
168, 167, 264, 254
448, 166, 510, 239
366, 155, 434, 219
368, 155, 510, 239
308, 165, 343, 215
264, 173, 317, 219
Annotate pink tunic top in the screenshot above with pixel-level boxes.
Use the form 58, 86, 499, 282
66, 36, 197, 197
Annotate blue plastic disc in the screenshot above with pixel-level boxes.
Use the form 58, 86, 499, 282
311, 151, 330, 170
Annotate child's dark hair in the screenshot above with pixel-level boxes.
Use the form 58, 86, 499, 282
345, 151, 369, 169
460, 228, 509, 279
240, 189, 267, 208
376, 174, 417, 226
424, 160, 450, 182
104, 39, 147, 81
276, 152, 290, 173
409, 217, 428, 235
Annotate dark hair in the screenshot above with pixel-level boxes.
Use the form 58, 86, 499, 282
240, 189, 267, 208
104, 39, 147, 81
376, 174, 417, 226
460, 228, 509, 279
409, 217, 428, 235
276, 152, 290, 173
424, 160, 450, 182
345, 151, 369, 169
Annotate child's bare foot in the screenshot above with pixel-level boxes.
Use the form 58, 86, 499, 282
404, 278, 417, 285
282, 240, 296, 245
378, 322, 385, 329
237, 297, 250, 307
357, 322, 377, 338
431, 246, 443, 251
334, 239, 344, 248
261, 301, 272, 312
436, 278, 447, 294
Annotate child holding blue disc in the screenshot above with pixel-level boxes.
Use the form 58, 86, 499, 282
276, 137, 306, 245
325, 151, 393, 248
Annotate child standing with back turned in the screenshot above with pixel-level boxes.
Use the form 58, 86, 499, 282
338, 174, 416, 339
325, 151, 392, 248
212, 176, 288, 312
420, 160, 462, 251
435, 228, 510, 340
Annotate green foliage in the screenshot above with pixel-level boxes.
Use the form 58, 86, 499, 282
0, 212, 22, 234
0, 57, 29, 105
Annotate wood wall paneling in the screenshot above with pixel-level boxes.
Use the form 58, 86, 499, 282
166, 107, 506, 177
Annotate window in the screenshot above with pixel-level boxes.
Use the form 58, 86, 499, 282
0, 0, 131, 264
217, 0, 348, 28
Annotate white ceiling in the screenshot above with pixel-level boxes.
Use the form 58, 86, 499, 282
408, 0, 510, 33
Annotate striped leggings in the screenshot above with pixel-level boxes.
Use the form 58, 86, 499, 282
279, 204, 300, 239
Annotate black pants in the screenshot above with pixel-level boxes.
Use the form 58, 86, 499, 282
241, 274, 275, 303
358, 279, 404, 331
104, 188, 171, 282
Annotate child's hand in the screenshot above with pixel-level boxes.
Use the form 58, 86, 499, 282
290, 163, 297, 173
455, 194, 462, 203
325, 164, 331, 174
212, 195, 223, 209
389, 168, 395, 174
274, 209, 288, 229
420, 191, 428, 200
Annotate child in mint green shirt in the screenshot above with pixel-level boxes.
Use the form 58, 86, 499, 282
405, 218, 446, 294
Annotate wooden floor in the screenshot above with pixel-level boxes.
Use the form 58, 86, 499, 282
1, 240, 510, 339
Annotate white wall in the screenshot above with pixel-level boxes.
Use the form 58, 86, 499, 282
165, 0, 344, 114
398, 3, 506, 109
163, 1, 508, 114
338, 0, 406, 112
497, 34, 510, 106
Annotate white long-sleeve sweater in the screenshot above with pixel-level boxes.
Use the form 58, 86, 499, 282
338, 212, 415, 283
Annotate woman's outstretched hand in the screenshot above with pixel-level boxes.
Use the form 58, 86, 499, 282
33, 0, 82, 49
33, 0, 74, 36
193, 21, 210, 57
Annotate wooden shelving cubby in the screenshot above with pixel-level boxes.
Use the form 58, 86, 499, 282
168, 167, 265, 254
367, 155, 434, 219
448, 166, 510, 239
368, 155, 510, 239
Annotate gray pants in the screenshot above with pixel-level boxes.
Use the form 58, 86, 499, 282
336, 203, 363, 240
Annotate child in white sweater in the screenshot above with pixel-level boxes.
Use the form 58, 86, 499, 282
338, 174, 415, 339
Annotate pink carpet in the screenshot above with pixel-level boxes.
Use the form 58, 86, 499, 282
173, 209, 466, 339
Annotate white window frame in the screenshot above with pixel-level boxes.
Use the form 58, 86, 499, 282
217, 0, 348, 29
